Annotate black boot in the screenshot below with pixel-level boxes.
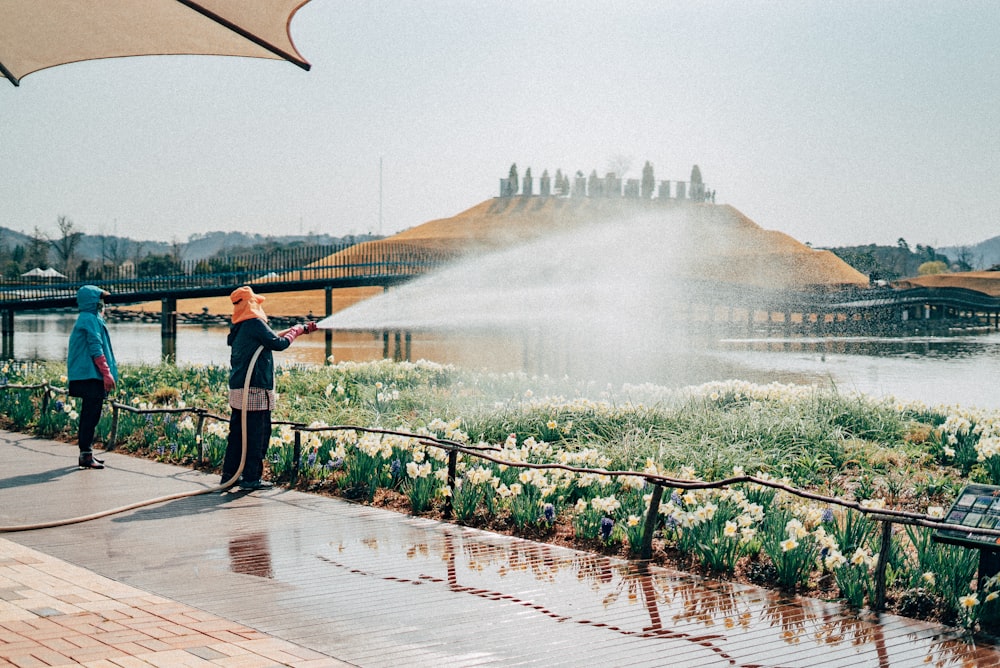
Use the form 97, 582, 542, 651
79, 452, 105, 469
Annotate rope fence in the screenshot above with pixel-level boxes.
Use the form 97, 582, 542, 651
0, 379, 987, 612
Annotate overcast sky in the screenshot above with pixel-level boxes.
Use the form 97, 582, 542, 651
2, 1, 998, 250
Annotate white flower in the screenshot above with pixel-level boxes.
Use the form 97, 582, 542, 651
785, 519, 808, 539
824, 550, 847, 570
960, 594, 979, 609
850, 547, 874, 567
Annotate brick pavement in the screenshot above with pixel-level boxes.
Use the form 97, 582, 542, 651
0, 538, 349, 667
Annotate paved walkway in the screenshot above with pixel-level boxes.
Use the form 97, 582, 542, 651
3, 430, 1000, 668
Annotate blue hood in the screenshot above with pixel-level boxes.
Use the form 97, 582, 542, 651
76, 285, 107, 314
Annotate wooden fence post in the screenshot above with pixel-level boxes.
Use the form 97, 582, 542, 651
195, 411, 206, 466
873, 520, 893, 611
290, 430, 301, 484
443, 449, 457, 519
107, 404, 120, 451
640, 483, 665, 560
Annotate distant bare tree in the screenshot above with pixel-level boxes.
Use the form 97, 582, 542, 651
102, 237, 122, 274
170, 237, 185, 268
954, 246, 976, 271
49, 215, 83, 276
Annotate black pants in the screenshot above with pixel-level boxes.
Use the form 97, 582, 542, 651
223, 409, 272, 483
68, 379, 105, 453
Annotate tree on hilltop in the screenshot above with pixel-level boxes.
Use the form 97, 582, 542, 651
690, 164, 703, 185
641, 161, 655, 199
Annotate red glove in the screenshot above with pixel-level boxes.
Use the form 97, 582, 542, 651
304, 321, 318, 334
93, 354, 116, 392
283, 324, 305, 343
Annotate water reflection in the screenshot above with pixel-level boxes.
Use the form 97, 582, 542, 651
228, 532, 274, 579
314, 526, 998, 667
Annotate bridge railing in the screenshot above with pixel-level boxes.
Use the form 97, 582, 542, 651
0, 242, 457, 307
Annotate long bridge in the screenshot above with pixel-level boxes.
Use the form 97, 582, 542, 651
0, 242, 455, 358
3, 240, 1000, 361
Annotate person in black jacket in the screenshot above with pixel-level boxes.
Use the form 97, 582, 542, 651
221, 286, 316, 490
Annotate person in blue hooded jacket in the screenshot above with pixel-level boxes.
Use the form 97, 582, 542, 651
67, 285, 118, 469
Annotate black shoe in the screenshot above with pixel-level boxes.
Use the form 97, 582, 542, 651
239, 479, 274, 491
78, 452, 104, 469
221, 474, 242, 486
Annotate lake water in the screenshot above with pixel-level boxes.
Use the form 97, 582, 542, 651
8, 313, 1000, 411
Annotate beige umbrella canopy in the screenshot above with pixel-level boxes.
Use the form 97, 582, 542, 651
0, 0, 313, 86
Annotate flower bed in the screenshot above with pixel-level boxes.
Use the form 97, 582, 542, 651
3, 358, 1000, 631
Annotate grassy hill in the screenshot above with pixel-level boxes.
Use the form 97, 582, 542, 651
144, 197, 869, 318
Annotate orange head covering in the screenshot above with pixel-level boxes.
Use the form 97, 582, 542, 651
230, 286, 268, 324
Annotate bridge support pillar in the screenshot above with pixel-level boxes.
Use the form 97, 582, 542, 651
1, 309, 13, 359
161, 297, 177, 362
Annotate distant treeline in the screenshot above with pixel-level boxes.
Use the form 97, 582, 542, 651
824, 239, 976, 283
0, 218, 381, 281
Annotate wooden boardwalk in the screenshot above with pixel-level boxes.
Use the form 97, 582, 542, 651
3, 429, 1000, 667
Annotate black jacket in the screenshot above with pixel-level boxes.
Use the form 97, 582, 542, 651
227, 318, 291, 391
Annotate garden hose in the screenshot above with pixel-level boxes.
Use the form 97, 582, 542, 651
0, 345, 265, 533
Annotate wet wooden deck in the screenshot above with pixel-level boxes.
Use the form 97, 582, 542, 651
3, 429, 1000, 667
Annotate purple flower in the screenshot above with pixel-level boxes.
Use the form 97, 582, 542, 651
390, 458, 402, 477
600, 517, 614, 540
543, 503, 556, 524
821, 507, 835, 523
327, 457, 344, 470
307, 451, 317, 467
670, 491, 682, 505
664, 514, 678, 530
55, 400, 64, 412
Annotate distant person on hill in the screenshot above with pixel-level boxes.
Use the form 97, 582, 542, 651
222, 286, 317, 491
67, 285, 118, 470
